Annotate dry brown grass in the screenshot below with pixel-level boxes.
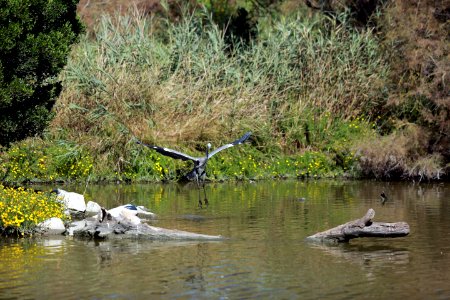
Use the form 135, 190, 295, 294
381, 0, 449, 161
354, 123, 444, 180
54, 8, 388, 156
408, 154, 444, 180
76, 0, 198, 34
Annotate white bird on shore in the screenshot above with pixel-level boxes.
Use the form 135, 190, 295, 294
96, 204, 156, 226
107, 204, 156, 219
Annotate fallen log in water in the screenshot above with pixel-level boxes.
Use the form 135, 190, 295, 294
306, 209, 410, 243
69, 215, 224, 241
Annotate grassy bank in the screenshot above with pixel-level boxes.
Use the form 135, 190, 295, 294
0, 5, 446, 184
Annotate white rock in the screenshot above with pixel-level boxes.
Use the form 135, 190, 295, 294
37, 217, 66, 235
85, 201, 102, 217
67, 220, 87, 236
54, 189, 86, 212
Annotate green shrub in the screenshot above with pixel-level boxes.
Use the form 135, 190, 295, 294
0, 138, 93, 183
0, 0, 83, 146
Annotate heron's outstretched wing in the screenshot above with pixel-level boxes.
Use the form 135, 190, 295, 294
208, 131, 252, 158
137, 141, 197, 161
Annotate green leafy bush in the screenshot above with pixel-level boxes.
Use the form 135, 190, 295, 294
0, 139, 93, 183
0, 0, 83, 146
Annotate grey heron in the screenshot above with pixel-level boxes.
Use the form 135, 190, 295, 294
136, 131, 252, 206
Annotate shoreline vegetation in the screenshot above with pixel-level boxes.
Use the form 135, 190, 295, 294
1, 1, 448, 236
2, 4, 448, 185
0, 184, 69, 237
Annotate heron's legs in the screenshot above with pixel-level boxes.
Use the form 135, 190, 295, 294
195, 175, 204, 208
201, 179, 208, 206
195, 174, 208, 208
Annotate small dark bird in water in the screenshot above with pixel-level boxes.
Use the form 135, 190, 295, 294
380, 191, 388, 205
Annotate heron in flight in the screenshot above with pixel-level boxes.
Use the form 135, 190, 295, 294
136, 131, 252, 206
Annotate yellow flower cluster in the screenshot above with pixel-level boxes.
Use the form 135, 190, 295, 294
2, 146, 32, 180
154, 160, 164, 178
69, 155, 93, 178
0, 185, 67, 233
0, 143, 94, 182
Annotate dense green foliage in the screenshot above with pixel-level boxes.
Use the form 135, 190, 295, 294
0, 9, 383, 183
0, 0, 83, 146
0, 2, 447, 184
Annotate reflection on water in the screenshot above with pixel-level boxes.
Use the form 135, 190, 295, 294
1, 180, 449, 299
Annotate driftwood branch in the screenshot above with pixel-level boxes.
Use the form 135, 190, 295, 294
307, 209, 410, 243
69, 216, 224, 241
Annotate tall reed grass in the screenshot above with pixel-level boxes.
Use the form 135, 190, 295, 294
50, 7, 388, 179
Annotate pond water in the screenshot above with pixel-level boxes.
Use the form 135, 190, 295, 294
1, 180, 449, 299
